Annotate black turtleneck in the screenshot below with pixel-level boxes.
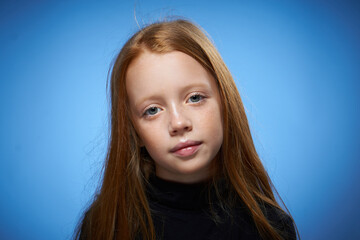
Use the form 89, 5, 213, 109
146, 175, 296, 240
79, 176, 296, 240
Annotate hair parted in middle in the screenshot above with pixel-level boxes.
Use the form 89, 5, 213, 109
80, 19, 291, 240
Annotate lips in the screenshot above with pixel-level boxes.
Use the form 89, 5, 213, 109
170, 140, 202, 157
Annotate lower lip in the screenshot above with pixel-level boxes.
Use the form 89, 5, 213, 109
172, 144, 202, 157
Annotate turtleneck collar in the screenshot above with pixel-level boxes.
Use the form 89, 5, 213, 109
146, 175, 213, 211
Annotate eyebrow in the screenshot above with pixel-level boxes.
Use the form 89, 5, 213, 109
134, 82, 211, 109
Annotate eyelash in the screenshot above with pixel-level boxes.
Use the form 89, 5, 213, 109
142, 93, 206, 118
187, 93, 205, 103
143, 106, 161, 118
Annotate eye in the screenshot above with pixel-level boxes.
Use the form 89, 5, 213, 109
188, 94, 204, 103
143, 106, 161, 116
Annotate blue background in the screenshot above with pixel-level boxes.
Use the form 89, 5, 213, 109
1, 0, 359, 239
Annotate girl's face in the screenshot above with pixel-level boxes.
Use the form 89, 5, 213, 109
126, 51, 223, 183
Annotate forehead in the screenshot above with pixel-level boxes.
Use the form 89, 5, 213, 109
125, 51, 216, 104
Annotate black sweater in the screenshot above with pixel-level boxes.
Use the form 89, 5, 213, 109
79, 176, 296, 240
146, 175, 296, 240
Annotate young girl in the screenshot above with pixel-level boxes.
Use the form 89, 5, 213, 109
76, 19, 298, 240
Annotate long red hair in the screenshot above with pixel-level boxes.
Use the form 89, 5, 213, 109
75, 19, 298, 240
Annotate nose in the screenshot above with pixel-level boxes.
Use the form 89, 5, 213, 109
168, 105, 192, 136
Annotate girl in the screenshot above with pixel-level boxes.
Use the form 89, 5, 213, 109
76, 19, 298, 240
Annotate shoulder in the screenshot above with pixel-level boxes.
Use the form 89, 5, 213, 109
262, 203, 297, 240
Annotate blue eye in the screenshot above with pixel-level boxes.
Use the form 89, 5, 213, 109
188, 94, 203, 103
144, 107, 161, 116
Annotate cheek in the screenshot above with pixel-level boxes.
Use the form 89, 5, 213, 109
197, 103, 224, 141
202, 100, 223, 126
136, 123, 166, 153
